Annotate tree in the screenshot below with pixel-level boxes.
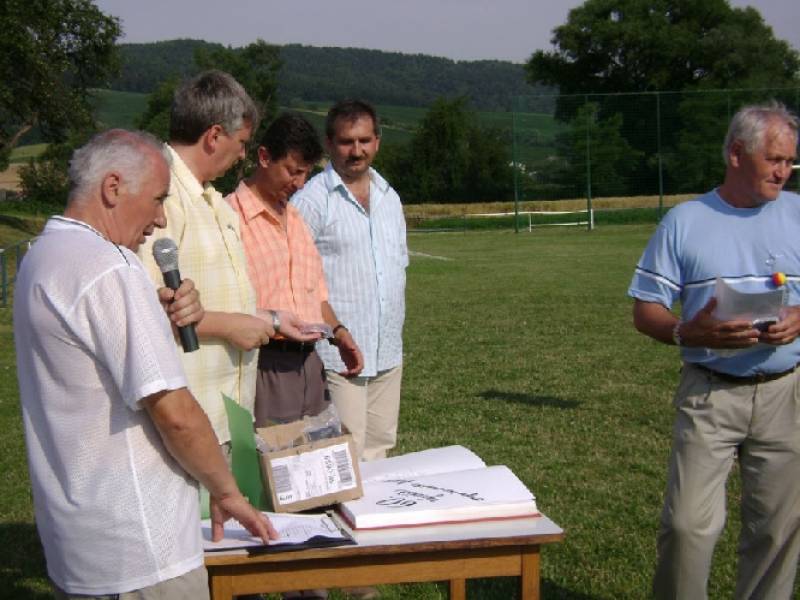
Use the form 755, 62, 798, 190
556, 104, 645, 198
405, 96, 471, 203
18, 129, 97, 208
524, 0, 800, 198
525, 0, 799, 107
0, 0, 122, 169
136, 76, 181, 141
378, 97, 513, 204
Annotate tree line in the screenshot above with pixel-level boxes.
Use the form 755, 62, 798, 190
4, 0, 799, 210
109, 40, 552, 113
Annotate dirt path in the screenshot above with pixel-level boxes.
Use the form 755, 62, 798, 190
0, 164, 22, 191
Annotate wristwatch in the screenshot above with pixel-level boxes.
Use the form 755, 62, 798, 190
268, 310, 280, 335
329, 324, 348, 345
672, 322, 683, 346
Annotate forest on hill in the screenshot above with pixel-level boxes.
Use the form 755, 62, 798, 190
108, 39, 554, 112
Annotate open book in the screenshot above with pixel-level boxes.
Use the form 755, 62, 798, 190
337, 446, 540, 530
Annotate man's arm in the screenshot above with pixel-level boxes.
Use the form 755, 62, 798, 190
322, 301, 363, 376
633, 298, 760, 349
195, 311, 274, 351
144, 387, 278, 543
196, 310, 322, 351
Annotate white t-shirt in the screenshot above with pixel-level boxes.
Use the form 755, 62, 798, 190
13, 217, 203, 595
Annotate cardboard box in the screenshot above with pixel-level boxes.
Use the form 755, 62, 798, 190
257, 421, 363, 513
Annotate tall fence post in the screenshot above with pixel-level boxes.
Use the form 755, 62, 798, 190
584, 95, 593, 231
512, 98, 520, 234
656, 92, 665, 221
1, 249, 6, 308
1, 238, 37, 308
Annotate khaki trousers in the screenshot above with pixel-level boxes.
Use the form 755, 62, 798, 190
53, 565, 209, 600
653, 363, 800, 600
326, 365, 403, 461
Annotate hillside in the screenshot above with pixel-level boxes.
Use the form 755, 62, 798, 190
109, 39, 555, 113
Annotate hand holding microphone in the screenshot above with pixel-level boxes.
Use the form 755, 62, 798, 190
153, 238, 200, 353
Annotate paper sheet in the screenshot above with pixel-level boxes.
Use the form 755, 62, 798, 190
711, 277, 787, 357
358, 445, 486, 483
202, 512, 350, 551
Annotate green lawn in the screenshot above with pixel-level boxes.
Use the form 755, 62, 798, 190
1, 223, 786, 598
95, 89, 149, 130
9, 145, 47, 164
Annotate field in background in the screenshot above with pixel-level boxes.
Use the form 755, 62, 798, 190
95, 89, 148, 130
403, 194, 695, 217
9, 145, 47, 164
4, 221, 796, 599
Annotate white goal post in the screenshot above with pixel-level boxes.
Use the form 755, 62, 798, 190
469, 209, 595, 231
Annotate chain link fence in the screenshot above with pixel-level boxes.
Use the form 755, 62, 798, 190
510, 88, 800, 217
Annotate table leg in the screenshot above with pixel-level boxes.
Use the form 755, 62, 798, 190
448, 577, 467, 600
519, 545, 541, 600
208, 569, 233, 600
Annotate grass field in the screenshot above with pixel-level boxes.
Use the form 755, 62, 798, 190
1, 222, 795, 599
95, 89, 149, 130
9, 145, 48, 164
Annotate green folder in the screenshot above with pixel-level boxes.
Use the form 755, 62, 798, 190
200, 394, 262, 519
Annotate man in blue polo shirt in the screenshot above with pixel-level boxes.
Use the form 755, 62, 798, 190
628, 101, 800, 600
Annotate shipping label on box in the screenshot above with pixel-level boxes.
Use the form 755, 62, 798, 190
270, 441, 358, 505
257, 422, 363, 513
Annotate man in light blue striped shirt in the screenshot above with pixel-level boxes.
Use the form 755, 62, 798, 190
293, 99, 408, 464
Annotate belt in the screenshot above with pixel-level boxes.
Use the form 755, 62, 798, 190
263, 338, 316, 354
692, 362, 800, 385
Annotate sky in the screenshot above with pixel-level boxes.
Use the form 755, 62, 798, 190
92, 0, 799, 64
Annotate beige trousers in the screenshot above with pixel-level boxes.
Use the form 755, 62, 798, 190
326, 365, 403, 461
53, 565, 209, 600
653, 363, 800, 600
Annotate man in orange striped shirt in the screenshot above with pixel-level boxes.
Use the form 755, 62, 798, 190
227, 112, 363, 428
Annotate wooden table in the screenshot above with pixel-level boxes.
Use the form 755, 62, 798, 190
205, 514, 563, 600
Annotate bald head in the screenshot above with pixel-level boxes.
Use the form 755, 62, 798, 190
68, 129, 168, 205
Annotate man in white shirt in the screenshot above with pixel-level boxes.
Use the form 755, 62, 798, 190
293, 99, 406, 600
14, 129, 277, 599
293, 99, 408, 464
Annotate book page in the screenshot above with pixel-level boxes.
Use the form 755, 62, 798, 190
202, 512, 348, 551
358, 445, 486, 483
339, 465, 539, 530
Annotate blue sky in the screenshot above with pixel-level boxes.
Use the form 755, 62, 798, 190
92, 0, 799, 64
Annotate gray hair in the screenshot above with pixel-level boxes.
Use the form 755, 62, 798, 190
169, 70, 260, 144
68, 129, 167, 203
723, 100, 799, 164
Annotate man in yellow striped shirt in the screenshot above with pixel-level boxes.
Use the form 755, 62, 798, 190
138, 71, 316, 447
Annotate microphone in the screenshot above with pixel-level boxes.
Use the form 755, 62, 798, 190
152, 238, 200, 353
